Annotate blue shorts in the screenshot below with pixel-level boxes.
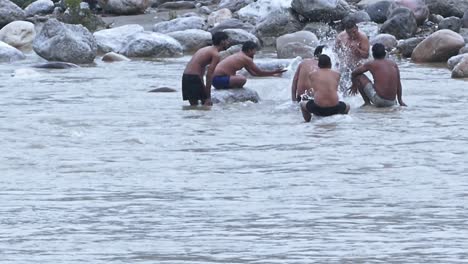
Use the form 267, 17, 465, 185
212, 75, 230, 89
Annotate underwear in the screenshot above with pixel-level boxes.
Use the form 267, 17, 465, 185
212, 75, 230, 89
363, 83, 396, 107
182, 74, 207, 101
306, 100, 347, 117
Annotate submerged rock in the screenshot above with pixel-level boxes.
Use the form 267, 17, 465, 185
102, 52, 130, 62
211, 88, 260, 104
0, 21, 36, 51
412, 30, 465, 63
153, 17, 206, 34
451, 56, 468, 78
0, 0, 26, 28
148, 87, 177, 92
0, 41, 25, 62
168, 29, 211, 52
32, 61, 79, 68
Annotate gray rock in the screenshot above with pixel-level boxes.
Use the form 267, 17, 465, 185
148, 87, 177, 92
291, 0, 351, 22
357, 21, 380, 39
387, 0, 428, 26
157, 1, 195, 9
412, 29, 465, 63
459, 28, 468, 43
223, 29, 260, 47
168, 29, 211, 52
25, 0, 55, 16
463, 10, 468, 28
342, 10, 371, 25
32, 61, 79, 68
0, 41, 25, 62
211, 88, 260, 104
218, 0, 253, 12
459, 45, 468, 54
380, 7, 417, 39
428, 14, 443, 24
153, 17, 206, 33
448, 54, 468, 70
438, 17, 461, 33
207, 8, 232, 27
210, 19, 255, 34
0, 0, 26, 28
303, 22, 334, 40
255, 9, 304, 43
370, 33, 397, 50
98, 0, 150, 15
425, 0, 468, 18
357, 0, 393, 9
451, 56, 468, 78
365, 1, 392, 24
396, 37, 424, 57
120, 31, 183, 57
33, 19, 97, 64
94, 24, 145, 53
277, 42, 316, 59
276, 31, 318, 51
102, 52, 130, 62
0, 21, 36, 51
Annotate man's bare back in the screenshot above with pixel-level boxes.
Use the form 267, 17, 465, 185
184, 46, 220, 78
291, 59, 318, 101
363, 59, 399, 100
213, 52, 251, 76
309, 68, 340, 107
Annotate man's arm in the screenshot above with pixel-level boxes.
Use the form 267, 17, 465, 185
204, 54, 220, 102
245, 58, 286, 77
357, 34, 370, 59
396, 64, 407, 106
291, 63, 301, 101
351, 63, 369, 78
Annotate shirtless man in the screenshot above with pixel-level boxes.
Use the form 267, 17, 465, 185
347, 43, 407, 107
212, 41, 286, 89
182, 32, 229, 106
300, 55, 350, 122
291, 45, 325, 102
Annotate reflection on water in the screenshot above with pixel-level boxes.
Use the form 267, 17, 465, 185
1, 53, 467, 263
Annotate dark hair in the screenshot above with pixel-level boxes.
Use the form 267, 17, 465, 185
212, 32, 228, 46
314, 45, 325, 57
242, 41, 258, 52
318, 54, 332, 68
372, 43, 386, 59
344, 19, 357, 30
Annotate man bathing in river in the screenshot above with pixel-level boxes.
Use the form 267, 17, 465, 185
348, 43, 407, 107
291, 45, 325, 102
212, 41, 286, 89
182, 32, 229, 106
300, 55, 350, 122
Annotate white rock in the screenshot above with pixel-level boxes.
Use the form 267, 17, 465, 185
0, 0, 26, 28
0, 21, 36, 51
168, 29, 211, 52
211, 88, 260, 104
25, 0, 55, 16
0, 41, 25, 62
98, 0, 150, 15
153, 17, 206, 34
208, 8, 232, 27
223, 29, 260, 47
94, 24, 145, 53
119, 31, 183, 57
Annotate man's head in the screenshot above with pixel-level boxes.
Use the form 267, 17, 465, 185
242, 41, 258, 57
314, 45, 325, 58
212, 32, 229, 50
372, 43, 386, 59
318, 54, 332, 69
344, 20, 359, 40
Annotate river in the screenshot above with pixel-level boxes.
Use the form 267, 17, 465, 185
1, 52, 467, 263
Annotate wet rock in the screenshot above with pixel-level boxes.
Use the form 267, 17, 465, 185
94, 24, 144, 53
0, 41, 25, 62
0, 21, 36, 51
365, 0, 392, 23
396, 36, 424, 57
0, 0, 26, 28
387, 0, 428, 26
342, 11, 371, 25
370, 33, 397, 51
428, 14, 443, 24
463, 11, 468, 28
211, 88, 260, 104
448, 54, 468, 70
425, 0, 468, 18
276, 31, 318, 52
357, 0, 391, 9
255, 9, 304, 46
412, 29, 465, 63
380, 7, 417, 39
223, 29, 260, 47
303, 22, 334, 40
153, 17, 206, 34
148, 87, 177, 92
459, 29, 468, 43
32, 61, 79, 68
25, 0, 54, 16
438, 17, 461, 33
33, 19, 97, 64
459, 45, 468, 55
218, 0, 253, 13
102, 52, 130, 62
98, 0, 150, 15
291, 0, 351, 22
451, 56, 468, 78
119, 31, 183, 57
207, 8, 232, 27
168, 29, 211, 52
157, 1, 195, 9
219, 44, 241, 60
277, 42, 316, 59
210, 19, 255, 34
357, 22, 380, 39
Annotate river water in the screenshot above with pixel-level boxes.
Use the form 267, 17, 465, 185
1, 52, 467, 263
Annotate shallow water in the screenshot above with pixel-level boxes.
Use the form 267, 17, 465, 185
1, 52, 467, 263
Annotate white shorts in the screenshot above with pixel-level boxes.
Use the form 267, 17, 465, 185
364, 83, 396, 107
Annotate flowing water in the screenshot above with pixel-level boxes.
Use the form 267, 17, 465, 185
1, 51, 467, 263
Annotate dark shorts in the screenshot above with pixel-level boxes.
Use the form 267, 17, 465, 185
212, 75, 230, 89
182, 74, 207, 102
306, 100, 347, 117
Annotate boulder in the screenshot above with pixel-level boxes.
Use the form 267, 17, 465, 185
424, 0, 468, 18
0, 0, 26, 28
447, 54, 468, 70
277, 42, 316, 59
303, 22, 334, 40
102, 52, 130, 62
210, 19, 255, 34
0, 21, 36, 50
157, 1, 195, 9
33, 19, 97, 64
342, 11, 371, 25
412, 30, 465, 63
98, 0, 149, 15
219, 44, 241, 60
211, 88, 260, 104
291, 0, 351, 22
255, 9, 304, 45
357, 21, 380, 39
357, 0, 393, 9
223, 29, 260, 47
238, 0, 291, 23
396, 36, 424, 57
438, 17, 461, 33
218, 0, 253, 13
207, 8, 232, 27
119, 32, 183, 57
25, 0, 54, 16
276, 31, 318, 52
370, 33, 397, 50
459, 45, 468, 54
460, 29, 468, 43
463, 10, 468, 28
0, 41, 25, 62
387, 0, 428, 26
365, 0, 392, 23
94, 24, 144, 53
153, 17, 206, 34
168, 29, 211, 52
380, 7, 417, 39
451, 56, 468, 78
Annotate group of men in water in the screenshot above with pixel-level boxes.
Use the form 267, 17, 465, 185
181, 21, 407, 121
